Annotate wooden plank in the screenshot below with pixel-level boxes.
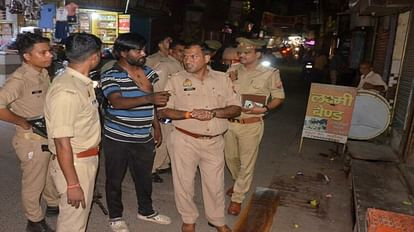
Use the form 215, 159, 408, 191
233, 187, 280, 232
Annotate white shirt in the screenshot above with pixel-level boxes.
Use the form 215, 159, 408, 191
357, 71, 387, 93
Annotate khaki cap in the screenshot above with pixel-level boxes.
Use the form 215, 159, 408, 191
205, 40, 222, 51
236, 37, 267, 52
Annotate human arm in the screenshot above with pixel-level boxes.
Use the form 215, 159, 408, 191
152, 115, 162, 147
54, 137, 85, 209
243, 69, 285, 114
362, 82, 386, 92
107, 91, 170, 109
0, 108, 31, 129
0, 75, 31, 129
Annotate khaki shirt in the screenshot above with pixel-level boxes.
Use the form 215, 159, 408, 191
164, 69, 241, 135
0, 62, 50, 134
146, 51, 170, 69
44, 67, 101, 154
153, 56, 183, 92
230, 63, 285, 118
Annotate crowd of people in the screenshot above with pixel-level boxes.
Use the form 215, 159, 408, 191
0, 31, 285, 232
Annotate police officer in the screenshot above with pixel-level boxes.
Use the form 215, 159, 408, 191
146, 35, 172, 68
151, 39, 186, 183
224, 37, 285, 216
159, 41, 241, 232
44, 33, 102, 232
0, 32, 59, 232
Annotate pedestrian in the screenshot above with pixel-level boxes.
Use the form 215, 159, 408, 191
0, 32, 59, 232
100, 33, 171, 232
357, 61, 387, 93
224, 37, 285, 216
159, 41, 241, 232
151, 39, 186, 183
329, 50, 345, 85
44, 33, 103, 232
146, 34, 172, 68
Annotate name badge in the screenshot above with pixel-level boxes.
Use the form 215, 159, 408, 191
32, 90, 42, 94
184, 87, 196, 91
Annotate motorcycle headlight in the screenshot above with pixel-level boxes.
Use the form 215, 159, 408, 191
261, 60, 271, 67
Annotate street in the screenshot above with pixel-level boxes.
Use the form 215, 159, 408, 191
0, 64, 353, 232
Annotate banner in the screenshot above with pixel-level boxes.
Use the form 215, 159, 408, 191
301, 84, 357, 144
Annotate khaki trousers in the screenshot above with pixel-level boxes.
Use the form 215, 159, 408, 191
50, 155, 98, 232
12, 135, 59, 222
152, 123, 173, 173
167, 129, 226, 226
224, 121, 264, 203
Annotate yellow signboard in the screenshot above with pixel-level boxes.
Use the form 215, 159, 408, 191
301, 84, 357, 144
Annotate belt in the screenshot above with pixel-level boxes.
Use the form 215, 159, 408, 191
175, 127, 222, 140
76, 147, 100, 158
228, 117, 262, 124
15, 132, 45, 141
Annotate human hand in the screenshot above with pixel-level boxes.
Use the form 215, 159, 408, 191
191, 109, 214, 121
228, 70, 238, 81
67, 186, 86, 209
147, 91, 171, 106
153, 126, 162, 147
242, 106, 267, 114
20, 120, 32, 130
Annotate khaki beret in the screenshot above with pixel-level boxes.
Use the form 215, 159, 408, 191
236, 37, 267, 52
204, 40, 222, 51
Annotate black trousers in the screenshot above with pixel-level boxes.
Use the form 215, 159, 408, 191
103, 137, 156, 219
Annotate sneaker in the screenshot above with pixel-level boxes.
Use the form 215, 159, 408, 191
137, 211, 171, 225
109, 220, 129, 232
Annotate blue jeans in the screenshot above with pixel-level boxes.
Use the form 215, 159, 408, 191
103, 137, 156, 219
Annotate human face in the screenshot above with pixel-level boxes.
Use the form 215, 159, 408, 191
125, 48, 146, 67
159, 37, 172, 53
23, 42, 53, 69
238, 48, 260, 66
359, 64, 371, 76
222, 53, 240, 66
170, 44, 185, 62
183, 45, 209, 74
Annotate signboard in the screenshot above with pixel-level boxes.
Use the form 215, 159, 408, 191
118, 14, 130, 33
301, 84, 357, 144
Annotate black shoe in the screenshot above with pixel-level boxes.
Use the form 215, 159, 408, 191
152, 173, 164, 183
45, 206, 59, 216
157, 167, 172, 174
26, 219, 54, 232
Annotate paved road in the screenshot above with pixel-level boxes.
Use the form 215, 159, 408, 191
0, 65, 352, 232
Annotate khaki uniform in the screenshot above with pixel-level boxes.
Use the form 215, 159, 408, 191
224, 64, 285, 203
146, 51, 170, 69
152, 56, 183, 172
45, 67, 101, 232
0, 63, 59, 222
165, 69, 240, 225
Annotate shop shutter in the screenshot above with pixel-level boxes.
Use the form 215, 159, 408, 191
372, 29, 389, 77
393, 17, 414, 130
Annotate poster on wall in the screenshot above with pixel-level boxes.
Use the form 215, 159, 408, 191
301, 84, 357, 146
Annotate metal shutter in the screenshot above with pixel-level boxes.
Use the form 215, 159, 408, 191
393, 15, 414, 130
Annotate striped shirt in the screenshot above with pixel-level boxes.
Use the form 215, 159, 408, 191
101, 64, 159, 143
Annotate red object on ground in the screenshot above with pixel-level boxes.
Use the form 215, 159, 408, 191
366, 208, 414, 232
